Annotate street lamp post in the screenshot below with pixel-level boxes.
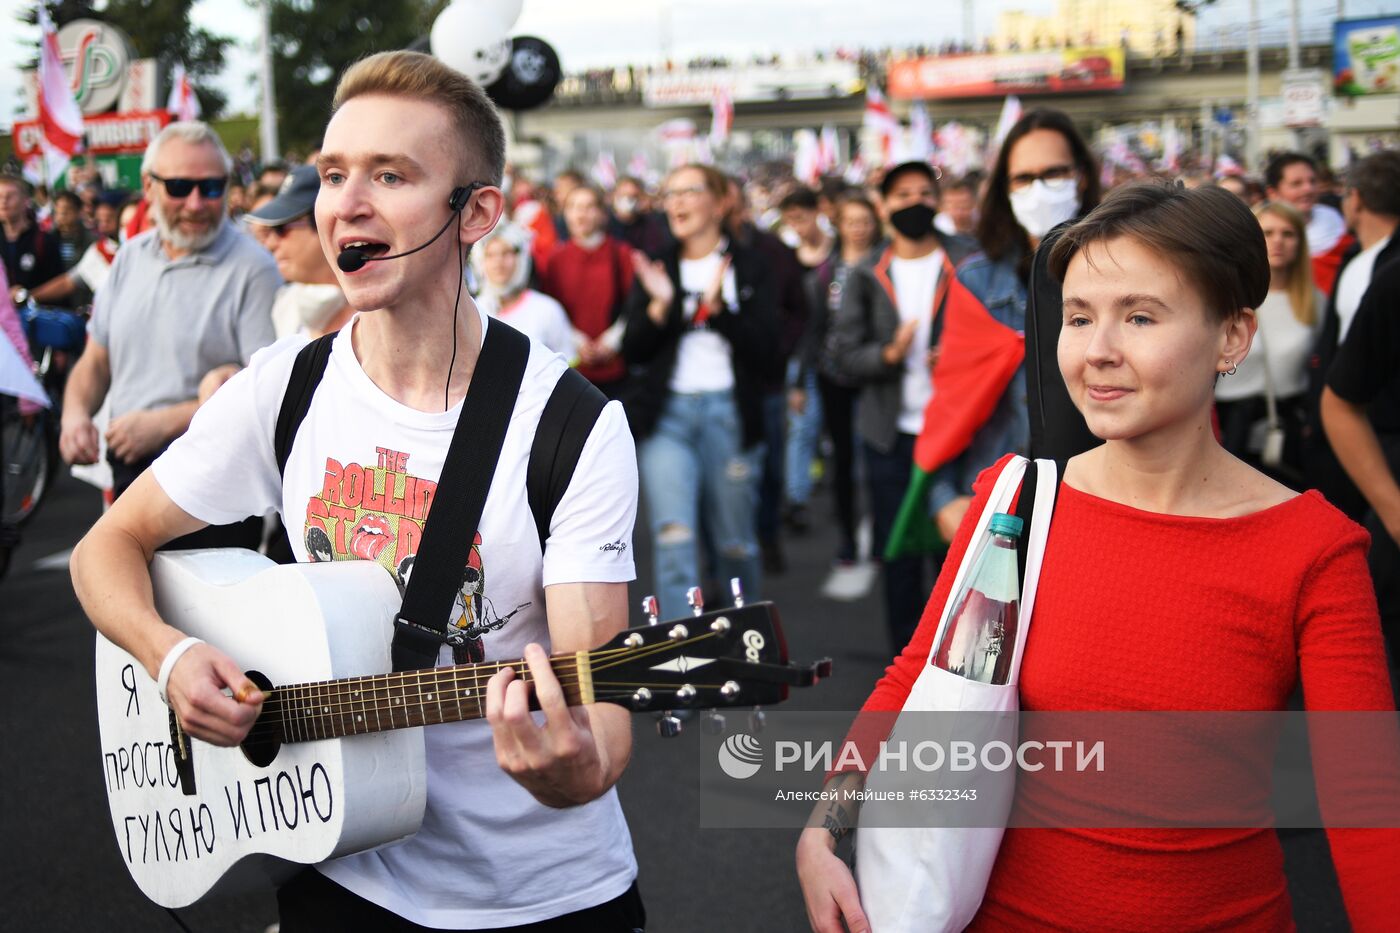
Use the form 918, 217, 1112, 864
259, 0, 280, 163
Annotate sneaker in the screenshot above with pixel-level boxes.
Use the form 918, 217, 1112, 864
821, 560, 877, 602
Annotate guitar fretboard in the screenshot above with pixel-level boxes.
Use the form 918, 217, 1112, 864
262, 654, 594, 743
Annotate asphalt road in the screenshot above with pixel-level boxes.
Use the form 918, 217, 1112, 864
0, 470, 1351, 932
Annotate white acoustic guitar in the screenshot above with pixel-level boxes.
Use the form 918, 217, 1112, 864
94, 548, 828, 909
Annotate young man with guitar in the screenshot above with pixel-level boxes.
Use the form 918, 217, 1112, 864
71, 51, 646, 931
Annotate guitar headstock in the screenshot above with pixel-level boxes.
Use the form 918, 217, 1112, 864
587, 601, 831, 715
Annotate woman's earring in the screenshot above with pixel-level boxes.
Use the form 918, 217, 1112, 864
1222, 360, 1237, 376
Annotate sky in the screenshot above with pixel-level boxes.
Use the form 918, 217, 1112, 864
2, 0, 1395, 121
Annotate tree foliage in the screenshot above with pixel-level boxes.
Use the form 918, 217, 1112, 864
268, 0, 448, 153
20, 0, 232, 118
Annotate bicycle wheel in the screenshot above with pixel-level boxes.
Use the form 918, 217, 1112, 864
2, 401, 57, 527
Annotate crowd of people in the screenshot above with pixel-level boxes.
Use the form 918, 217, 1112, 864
3, 47, 1400, 930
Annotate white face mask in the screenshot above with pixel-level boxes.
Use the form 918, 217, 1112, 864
614, 196, 638, 218
1008, 177, 1081, 240
276, 282, 346, 330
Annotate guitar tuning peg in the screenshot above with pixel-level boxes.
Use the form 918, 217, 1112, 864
657, 712, 683, 738
686, 586, 704, 617
730, 577, 745, 608
702, 711, 726, 735
642, 595, 659, 626
749, 707, 766, 733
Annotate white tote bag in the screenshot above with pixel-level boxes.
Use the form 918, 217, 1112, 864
855, 455, 1058, 933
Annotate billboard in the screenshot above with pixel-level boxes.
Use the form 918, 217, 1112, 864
888, 48, 1125, 100
1334, 17, 1400, 97
641, 61, 861, 107
12, 110, 172, 190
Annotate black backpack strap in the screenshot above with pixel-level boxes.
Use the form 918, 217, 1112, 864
527, 368, 609, 554
274, 333, 337, 477
1013, 458, 1066, 595
392, 322, 531, 672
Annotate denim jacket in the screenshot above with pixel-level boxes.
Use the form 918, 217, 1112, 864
928, 250, 1031, 515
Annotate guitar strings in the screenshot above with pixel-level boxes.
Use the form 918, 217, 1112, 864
243, 629, 740, 740
244, 677, 738, 742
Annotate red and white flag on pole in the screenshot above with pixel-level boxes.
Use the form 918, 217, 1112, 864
863, 85, 898, 165
591, 149, 618, 189
817, 124, 840, 175
709, 86, 733, 146
35, 4, 85, 183
991, 95, 1023, 152
168, 62, 201, 122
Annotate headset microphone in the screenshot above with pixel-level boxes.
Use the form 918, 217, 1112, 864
336, 184, 477, 273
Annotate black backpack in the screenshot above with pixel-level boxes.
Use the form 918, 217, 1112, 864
272, 332, 607, 554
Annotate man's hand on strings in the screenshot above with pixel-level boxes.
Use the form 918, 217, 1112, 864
166, 641, 264, 747
486, 643, 609, 808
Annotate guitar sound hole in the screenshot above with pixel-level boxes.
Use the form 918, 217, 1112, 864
240, 669, 280, 768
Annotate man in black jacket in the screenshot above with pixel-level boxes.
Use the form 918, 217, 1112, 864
825, 160, 975, 648
1305, 151, 1400, 519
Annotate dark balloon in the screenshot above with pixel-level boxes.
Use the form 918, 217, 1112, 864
485, 36, 561, 111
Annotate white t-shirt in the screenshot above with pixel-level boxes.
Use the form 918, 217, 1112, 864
669, 248, 739, 393
1305, 203, 1349, 257
151, 307, 639, 928
1216, 289, 1323, 402
1334, 234, 1392, 344
486, 288, 578, 361
890, 249, 944, 435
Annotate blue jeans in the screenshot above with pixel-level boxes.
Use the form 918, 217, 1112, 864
784, 366, 823, 507
639, 390, 763, 619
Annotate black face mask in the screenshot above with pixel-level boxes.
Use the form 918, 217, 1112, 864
889, 202, 937, 240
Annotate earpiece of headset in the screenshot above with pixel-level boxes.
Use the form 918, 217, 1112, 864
448, 182, 485, 213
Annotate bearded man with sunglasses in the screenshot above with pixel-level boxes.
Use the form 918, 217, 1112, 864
60, 121, 280, 549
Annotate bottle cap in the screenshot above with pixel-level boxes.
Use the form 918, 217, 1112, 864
989, 513, 1024, 538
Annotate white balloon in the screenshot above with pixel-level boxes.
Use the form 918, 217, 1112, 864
494, 0, 524, 30
430, 2, 512, 83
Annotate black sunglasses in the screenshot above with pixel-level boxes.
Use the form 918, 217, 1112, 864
149, 173, 227, 199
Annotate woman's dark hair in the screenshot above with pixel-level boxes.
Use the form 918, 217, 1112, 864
1047, 180, 1269, 322
778, 187, 820, 212
976, 108, 1101, 280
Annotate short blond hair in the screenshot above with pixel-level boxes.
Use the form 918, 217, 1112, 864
332, 51, 505, 187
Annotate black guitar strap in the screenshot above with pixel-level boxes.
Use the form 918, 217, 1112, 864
1012, 458, 1066, 595
392, 321, 530, 672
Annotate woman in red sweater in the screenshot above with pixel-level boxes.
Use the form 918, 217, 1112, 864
797, 182, 1399, 932
539, 184, 633, 398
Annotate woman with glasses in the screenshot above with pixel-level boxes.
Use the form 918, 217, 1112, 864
928, 108, 1102, 541
1214, 201, 1323, 481
621, 163, 783, 619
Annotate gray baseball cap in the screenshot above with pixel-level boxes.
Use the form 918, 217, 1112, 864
246, 164, 319, 225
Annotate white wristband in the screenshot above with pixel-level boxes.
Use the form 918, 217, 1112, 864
156, 637, 204, 707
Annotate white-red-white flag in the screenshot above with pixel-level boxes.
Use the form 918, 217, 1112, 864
907, 101, 934, 163
591, 150, 618, 189
793, 129, 821, 185
991, 95, 1023, 151
817, 125, 840, 175
709, 86, 733, 146
167, 62, 201, 122
863, 85, 899, 165
35, 4, 85, 179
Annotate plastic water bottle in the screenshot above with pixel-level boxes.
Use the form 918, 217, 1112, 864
930, 513, 1023, 685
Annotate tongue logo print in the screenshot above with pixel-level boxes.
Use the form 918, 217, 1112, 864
302, 446, 530, 656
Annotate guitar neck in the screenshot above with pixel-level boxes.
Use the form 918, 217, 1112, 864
262, 652, 595, 743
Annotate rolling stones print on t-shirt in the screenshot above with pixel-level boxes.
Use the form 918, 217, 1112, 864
303, 445, 528, 661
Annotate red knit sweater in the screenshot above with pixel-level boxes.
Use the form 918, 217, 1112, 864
864, 454, 1399, 932
538, 237, 632, 385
